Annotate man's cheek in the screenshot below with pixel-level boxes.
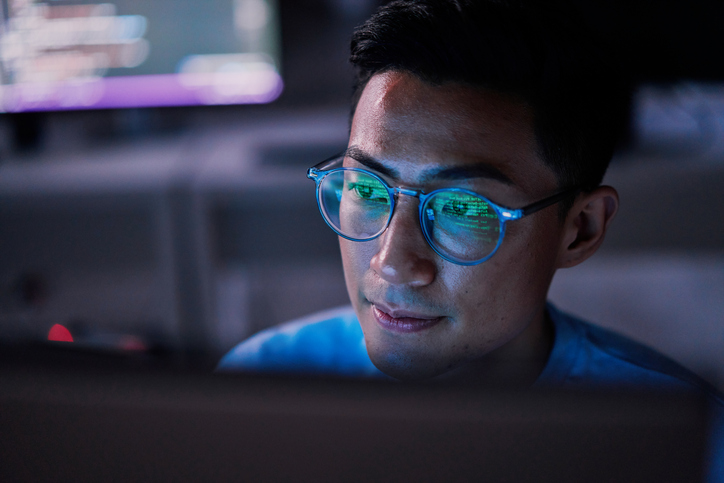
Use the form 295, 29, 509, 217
341, 239, 376, 273
340, 240, 367, 298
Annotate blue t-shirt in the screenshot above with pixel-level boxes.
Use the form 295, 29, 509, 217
218, 306, 384, 378
218, 303, 723, 481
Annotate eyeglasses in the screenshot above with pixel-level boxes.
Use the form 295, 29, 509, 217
307, 154, 579, 266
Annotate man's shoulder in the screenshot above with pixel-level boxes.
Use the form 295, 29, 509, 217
216, 306, 384, 377
540, 304, 724, 404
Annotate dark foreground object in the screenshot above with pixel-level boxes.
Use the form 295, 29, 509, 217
0, 349, 708, 482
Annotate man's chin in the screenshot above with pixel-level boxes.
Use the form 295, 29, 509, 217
367, 347, 452, 381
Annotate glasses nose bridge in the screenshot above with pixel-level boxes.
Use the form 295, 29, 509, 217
380, 186, 434, 263
389, 186, 423, 217
385, 186, 425, 237
394, 186, 421, 198
392, 186, 423, 205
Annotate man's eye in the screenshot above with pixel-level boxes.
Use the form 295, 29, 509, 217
448, 200, 469, 216
349, 182, 387, 203
442, 198, 476, 217
438, 195, 497, 221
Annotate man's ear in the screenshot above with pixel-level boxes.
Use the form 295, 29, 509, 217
556, 186, 619, 269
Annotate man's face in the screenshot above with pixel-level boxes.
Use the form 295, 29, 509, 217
341, 70, 567, 380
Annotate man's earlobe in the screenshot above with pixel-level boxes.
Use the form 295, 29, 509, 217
556, 186, 619, 269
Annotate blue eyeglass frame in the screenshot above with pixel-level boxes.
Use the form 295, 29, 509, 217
307, 154, 580, 266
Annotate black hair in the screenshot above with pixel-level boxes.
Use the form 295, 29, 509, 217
349, 0, 631, 198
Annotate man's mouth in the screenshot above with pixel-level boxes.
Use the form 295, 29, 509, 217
372, 304, 443, 334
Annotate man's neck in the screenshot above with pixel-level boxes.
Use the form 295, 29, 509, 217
431, 307, 554, 387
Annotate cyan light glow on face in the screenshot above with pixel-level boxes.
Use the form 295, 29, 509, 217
323, 171, 392, 239
432, 191, 497, 228
346, 177, 390, 207
425, 191, 500, 260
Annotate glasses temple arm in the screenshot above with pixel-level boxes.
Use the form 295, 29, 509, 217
519, 187, 582, 217
311, 152, 346, 171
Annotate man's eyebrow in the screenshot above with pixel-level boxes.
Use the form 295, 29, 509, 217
422, 164, 514, 185
344, 147, 400, 179
344, 146, 514, 185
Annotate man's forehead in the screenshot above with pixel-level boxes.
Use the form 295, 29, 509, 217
366, 72, 527, 123
349, 71, 555, 193
344, 145, 515, 186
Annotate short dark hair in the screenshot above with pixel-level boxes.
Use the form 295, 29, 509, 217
350, 0, 631, 194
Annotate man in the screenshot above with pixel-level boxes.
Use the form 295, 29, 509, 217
220, 1, 723, 476
218, 0, 718, 395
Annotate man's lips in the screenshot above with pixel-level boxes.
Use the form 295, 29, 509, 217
372, 305, 443, 334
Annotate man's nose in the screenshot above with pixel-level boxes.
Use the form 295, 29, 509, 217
370, 197, 436, 286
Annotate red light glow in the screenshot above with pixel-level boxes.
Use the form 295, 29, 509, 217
48, 324, 73, 342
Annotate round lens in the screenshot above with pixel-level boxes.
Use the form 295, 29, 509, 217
318, 169, 392, 240
421, 190, 502, 263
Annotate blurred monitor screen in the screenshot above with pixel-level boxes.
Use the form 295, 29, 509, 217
0, 0, 282, 112
0, 355, 710, 483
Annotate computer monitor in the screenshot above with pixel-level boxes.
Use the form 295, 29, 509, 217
0, 348, 711, 482
0, 0, 282, 112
